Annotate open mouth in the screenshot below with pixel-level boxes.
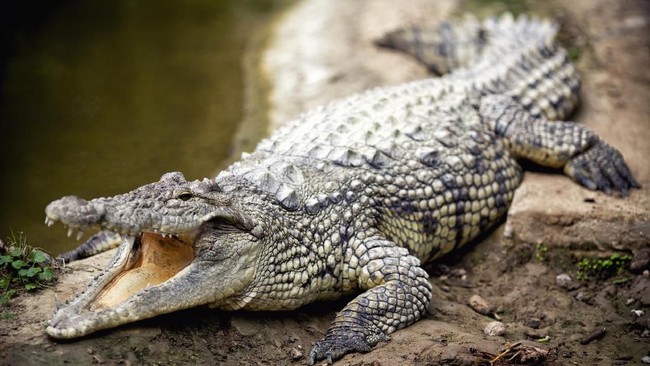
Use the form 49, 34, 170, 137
88, 231, 196, 311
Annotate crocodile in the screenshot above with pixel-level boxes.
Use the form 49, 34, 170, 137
44, 14, 638, 364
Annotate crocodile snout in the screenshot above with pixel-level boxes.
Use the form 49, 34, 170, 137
45, 195, 106, 228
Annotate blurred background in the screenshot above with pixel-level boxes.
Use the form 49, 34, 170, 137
0, 0, 288, 254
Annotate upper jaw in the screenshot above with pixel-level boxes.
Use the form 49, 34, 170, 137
45, 196, 221, 240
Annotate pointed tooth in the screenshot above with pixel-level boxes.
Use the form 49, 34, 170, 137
67, 228, 73, 237
45, 217, 49, 224
76, 231, 83, 241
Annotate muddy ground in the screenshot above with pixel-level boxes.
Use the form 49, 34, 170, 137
1, 0, 649, 365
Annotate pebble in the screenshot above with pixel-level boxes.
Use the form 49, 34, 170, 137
642, 355, 650, 364
290, 346, 304, 360
630, 247, 650, 273
641, 329, 650, 338
631, 309, 645, 317
625, 298, 636, 305
468, 294, 492, 315
526, 317, 541, 329
555, 273, 573, 289
484, 321, 506, 336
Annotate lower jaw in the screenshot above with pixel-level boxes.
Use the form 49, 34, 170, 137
89, 232, 195, 311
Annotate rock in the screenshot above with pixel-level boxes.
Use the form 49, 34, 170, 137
290, 346, 304, 361
630, 309, 645, 317
468, 294, 492, 315
526, 317, 541, 329
484, 321, 506, 336
629, 276, 650, 306
642, 355, 650, 364
631, 247, 650, 272
555, 273, 573, 289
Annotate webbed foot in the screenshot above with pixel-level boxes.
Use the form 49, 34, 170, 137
564, 140, 640, 196
308, 328, 389, 365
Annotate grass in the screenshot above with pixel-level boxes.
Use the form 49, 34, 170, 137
0, 231, 57, 319
575, 253, 632, 282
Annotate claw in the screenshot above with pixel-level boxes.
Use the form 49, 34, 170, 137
565, 141, 639, 196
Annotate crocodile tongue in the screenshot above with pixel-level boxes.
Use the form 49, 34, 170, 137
89, 232, 194, 311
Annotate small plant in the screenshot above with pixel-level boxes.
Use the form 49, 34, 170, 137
567, 46, 582, 62
575, 253, 632, 282
0, 232, 56, 318
534, 243, 549, 262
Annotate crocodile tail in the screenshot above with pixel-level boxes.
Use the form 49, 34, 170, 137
377, 13, 580, 121
375, 14, 486, 76
376, 13, 560, 74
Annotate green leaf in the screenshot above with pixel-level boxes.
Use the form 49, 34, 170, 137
8, 248, 22, 257
0, 289, 16, 304
11, 260, 27, 269
0, 255, 12, 266
1, 311, 16, 319
24, 267, 42, 278
0, 278, 9, 288
18, 269, 28, 277
24, 283, 37, 290
30, 250, 48, 264
38, 267, 54, 281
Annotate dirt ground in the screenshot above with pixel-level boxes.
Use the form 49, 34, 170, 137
1, 0, 649, 365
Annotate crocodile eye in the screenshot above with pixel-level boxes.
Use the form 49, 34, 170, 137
177, 192, 193, 201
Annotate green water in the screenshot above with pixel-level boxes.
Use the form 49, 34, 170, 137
0, 0, 285, 254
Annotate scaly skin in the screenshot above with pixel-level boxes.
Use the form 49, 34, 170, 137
45, 14, 638, 364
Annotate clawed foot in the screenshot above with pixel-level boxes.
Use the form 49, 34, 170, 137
308, 330, 389, 365
565, 141, 640, 196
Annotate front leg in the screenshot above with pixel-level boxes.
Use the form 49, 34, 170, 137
309, 238, 431, 364
479, 94, 640, 195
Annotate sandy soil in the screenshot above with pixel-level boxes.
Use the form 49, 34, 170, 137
1, 0, 649, 365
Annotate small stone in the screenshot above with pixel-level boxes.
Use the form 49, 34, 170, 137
631, 309, 645, 317
527, 317, 541, 329
630, 247, 650, 273
503, 224, 513, 238
484, 321, 506, 336
642, 355, 650, 364
555, 273, 573, 289
575, 291, 593, 303
625, 298, 636, 305
290, 347, 304, 360
641, 329, 650, 338
468, 294, 492, 315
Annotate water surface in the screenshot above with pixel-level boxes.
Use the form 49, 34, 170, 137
0, 0, 284, 254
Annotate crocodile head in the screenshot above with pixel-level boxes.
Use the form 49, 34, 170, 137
45, 172, 261, 338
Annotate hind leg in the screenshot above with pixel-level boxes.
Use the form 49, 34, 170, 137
480, 94, 639, 195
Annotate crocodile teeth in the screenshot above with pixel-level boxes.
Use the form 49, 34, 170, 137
67, 228, 74, 237
76, 231, 84, 241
